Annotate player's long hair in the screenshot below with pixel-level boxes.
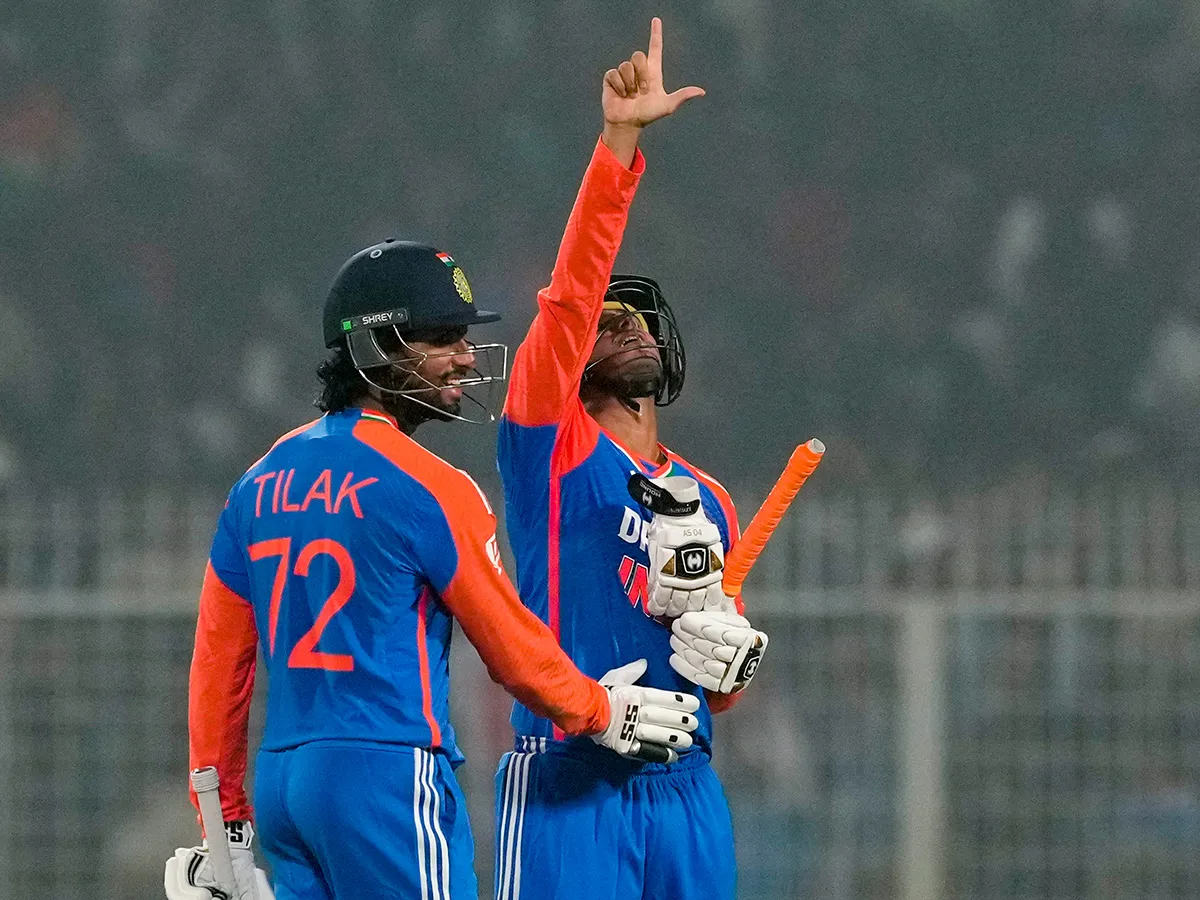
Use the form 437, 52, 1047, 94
316, 329, 412, 412
315, 329, 431, 413
315, 345, 367, 412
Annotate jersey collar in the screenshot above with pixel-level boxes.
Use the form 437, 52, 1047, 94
356, 408, 400, 430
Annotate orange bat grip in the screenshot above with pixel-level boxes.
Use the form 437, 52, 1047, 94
722, 438, 825, 596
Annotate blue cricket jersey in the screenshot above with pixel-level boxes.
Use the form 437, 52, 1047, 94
497, 138, 742, 760
190, 408, 608, 820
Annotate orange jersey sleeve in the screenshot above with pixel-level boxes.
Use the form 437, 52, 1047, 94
353, 418, 611, 737
188, 563, 258, 824
442, 534, 611, 737
706, 688, 741, 714
503, 137, 646, 427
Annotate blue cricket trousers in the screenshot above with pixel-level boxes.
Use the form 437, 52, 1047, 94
494, 740, 736, 900
255, 741, 476, 900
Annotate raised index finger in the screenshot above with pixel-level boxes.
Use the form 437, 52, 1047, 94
647, 16, 663, 71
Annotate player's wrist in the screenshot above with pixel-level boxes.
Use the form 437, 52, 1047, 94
601, 122, 642, 167
591, 688, 614, 736
602, 121, 643, 138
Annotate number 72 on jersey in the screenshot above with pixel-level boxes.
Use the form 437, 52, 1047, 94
248, 538, 357, 672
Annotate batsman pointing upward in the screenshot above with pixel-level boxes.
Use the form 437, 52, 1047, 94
496, 18, 770, 900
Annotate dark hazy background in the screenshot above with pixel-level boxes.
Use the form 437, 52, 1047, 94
4, 0, 1198, 503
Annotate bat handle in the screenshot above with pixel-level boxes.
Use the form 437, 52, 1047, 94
191, 766, 238, 894
631, 742, 673, 764
721, 438, 826, 596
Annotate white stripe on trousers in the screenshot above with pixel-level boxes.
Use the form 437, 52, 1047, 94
413, 748, 451, 900
494, 755, 514, 899
423, 750, 453, 900
496, 752, 533, 900
495, 755, 517, 900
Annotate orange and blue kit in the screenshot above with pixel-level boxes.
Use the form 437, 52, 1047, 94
188, 408, 608, 900
494, 138, 741, 900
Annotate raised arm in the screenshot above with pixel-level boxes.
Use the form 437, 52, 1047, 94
503, 18, 704, 428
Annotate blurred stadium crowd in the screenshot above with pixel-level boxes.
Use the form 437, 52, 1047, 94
2, 0, 1199, 497
3, 4, 1200, 898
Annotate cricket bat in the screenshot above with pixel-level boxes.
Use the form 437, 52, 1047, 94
191, 766, 238, 896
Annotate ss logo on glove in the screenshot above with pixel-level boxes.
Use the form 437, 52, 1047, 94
620, 705, 639, 742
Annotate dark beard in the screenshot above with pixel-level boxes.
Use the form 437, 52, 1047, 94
584, 359, 664, 401
373, 368, 461, 430
421, 396, 461, 421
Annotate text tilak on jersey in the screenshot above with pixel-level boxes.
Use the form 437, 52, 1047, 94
250, 469, 379, 519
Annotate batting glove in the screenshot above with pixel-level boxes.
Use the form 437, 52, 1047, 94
642, 476, 731, 618
592, 658, 701, 763
164, 820, 274, 900
670, 611, 768, 694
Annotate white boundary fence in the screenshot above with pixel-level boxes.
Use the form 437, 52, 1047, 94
3, 482, 1200, 602
2, 485, 1199, 899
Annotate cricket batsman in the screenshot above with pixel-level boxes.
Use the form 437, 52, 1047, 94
494, 18, 770, 900
163, 239, 700, 899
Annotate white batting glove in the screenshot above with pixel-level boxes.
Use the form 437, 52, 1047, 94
670, 611, 768, 694
592, 658, 701, 763
641, 476, 732, 618
165, 820, 274, 900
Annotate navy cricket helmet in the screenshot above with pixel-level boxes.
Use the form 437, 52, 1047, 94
603, 274, 686, 406
323, 239, 501, 356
